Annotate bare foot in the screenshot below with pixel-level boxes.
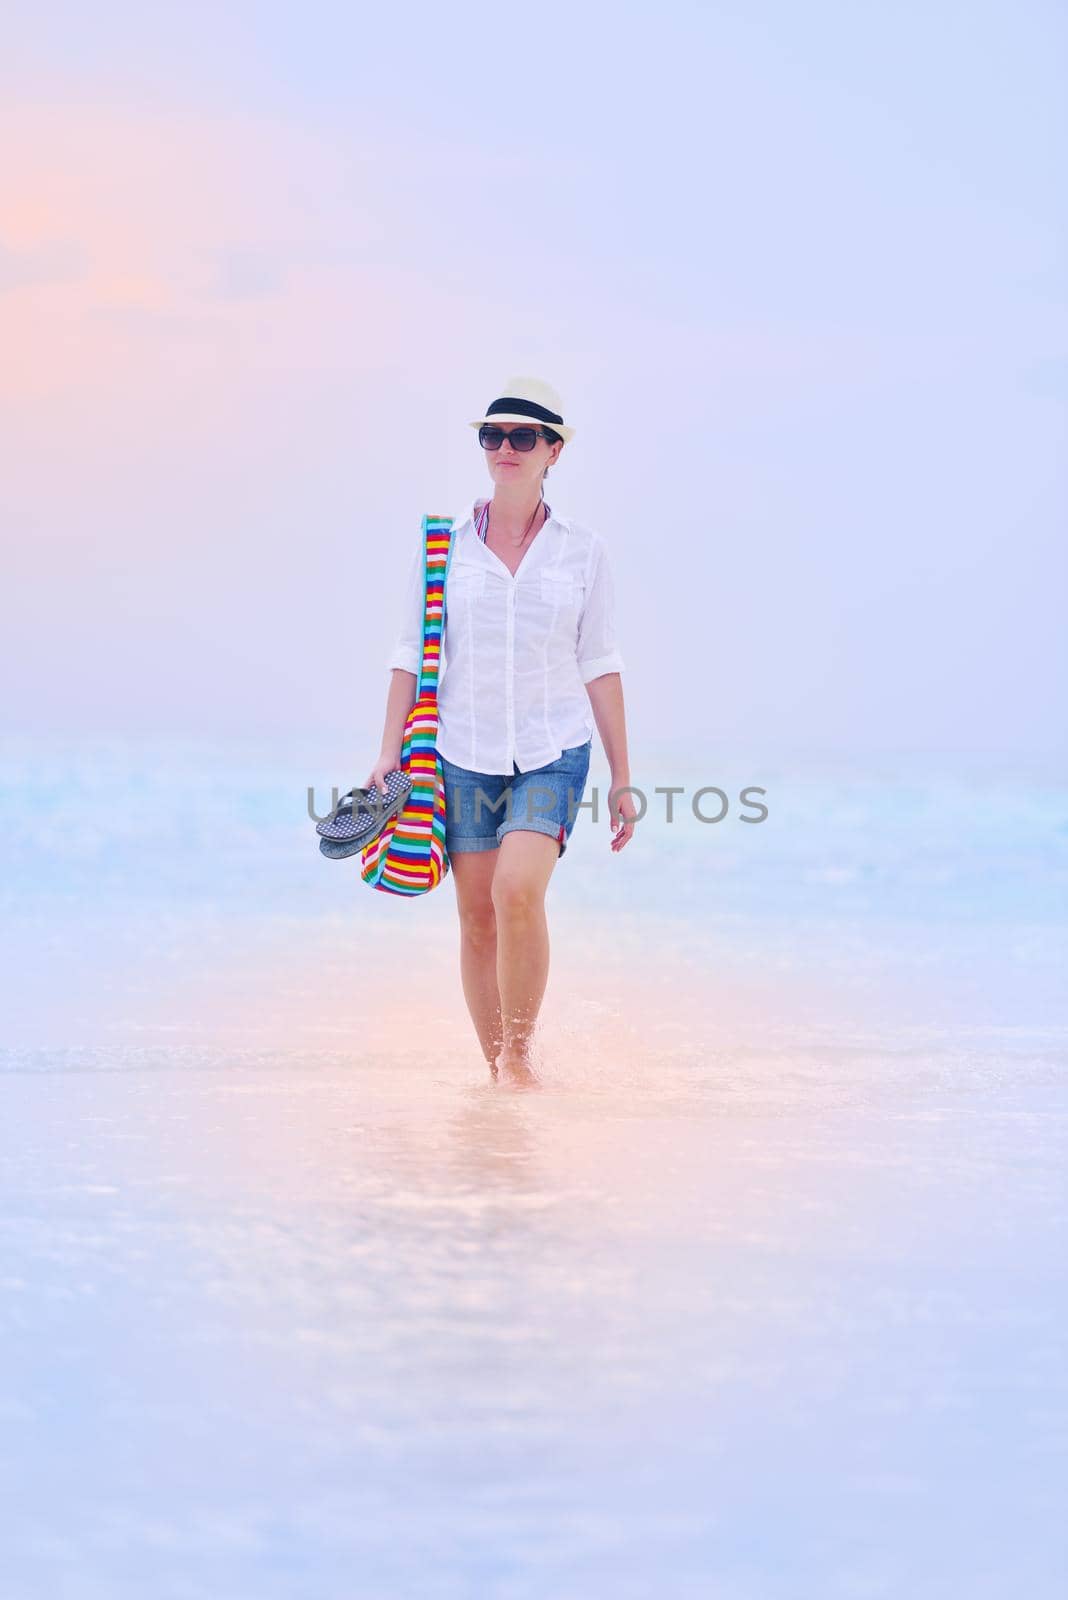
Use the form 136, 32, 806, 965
494, 1046, 542, 1088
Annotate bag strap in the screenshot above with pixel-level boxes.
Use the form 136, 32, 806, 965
417, 513, 454, 702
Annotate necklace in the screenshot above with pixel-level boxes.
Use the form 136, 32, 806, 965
477, 494, 549, 547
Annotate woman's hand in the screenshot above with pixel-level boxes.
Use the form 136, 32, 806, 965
363, 748, 403, 803
607, 774, 638, 852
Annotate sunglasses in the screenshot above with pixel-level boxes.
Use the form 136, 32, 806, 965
478, 424, 555, 452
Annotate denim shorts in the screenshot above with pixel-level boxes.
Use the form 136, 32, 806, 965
440, 738, 592, 858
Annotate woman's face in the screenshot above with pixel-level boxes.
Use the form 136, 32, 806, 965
487, 426, 562, 488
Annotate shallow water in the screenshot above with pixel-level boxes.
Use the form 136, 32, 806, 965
1, 736, 1066, 1596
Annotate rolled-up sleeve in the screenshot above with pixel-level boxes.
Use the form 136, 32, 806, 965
384, 530, 425, 676
576, 536, 625, 684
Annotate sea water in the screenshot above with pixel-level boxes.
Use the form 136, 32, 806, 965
1, 733, 1065, 1597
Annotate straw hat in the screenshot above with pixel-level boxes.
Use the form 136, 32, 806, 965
469, 375, 575, 445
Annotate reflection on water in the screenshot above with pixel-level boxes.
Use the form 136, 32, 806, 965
2, 1028, 1065, 1597
1, 738, 1066, 1594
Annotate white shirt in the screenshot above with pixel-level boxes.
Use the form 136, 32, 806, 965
385, 495, 625, 774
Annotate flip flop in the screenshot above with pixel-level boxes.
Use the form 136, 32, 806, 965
316, 770, 413, 859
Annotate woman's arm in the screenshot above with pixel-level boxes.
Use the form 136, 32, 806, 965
364, 669, 418, 795
576, 538, 626, 687
578, 539, 636, 849
586, 672, 636, 850
364, 534, 425, 791
585, 672, 629, 785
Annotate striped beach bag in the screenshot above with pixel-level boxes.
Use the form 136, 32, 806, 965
359, 514, 456, 896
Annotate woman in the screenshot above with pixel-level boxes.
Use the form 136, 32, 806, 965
365, 376, 636, 1082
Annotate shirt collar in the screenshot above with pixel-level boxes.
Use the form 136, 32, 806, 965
450, 496, 567, 535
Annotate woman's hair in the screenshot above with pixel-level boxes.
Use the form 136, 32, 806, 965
542, 425, 562, 477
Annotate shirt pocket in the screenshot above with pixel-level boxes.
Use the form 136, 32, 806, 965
539, 567, 583, 610
446, 561, 487, 612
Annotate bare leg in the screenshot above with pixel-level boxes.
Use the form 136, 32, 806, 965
450, 850, 503, 1071
491, 830, 559, 1076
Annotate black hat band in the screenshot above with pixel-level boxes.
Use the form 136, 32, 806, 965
486, 395, 564, 426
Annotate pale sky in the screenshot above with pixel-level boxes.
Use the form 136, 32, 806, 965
2, 1, 1064, 775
